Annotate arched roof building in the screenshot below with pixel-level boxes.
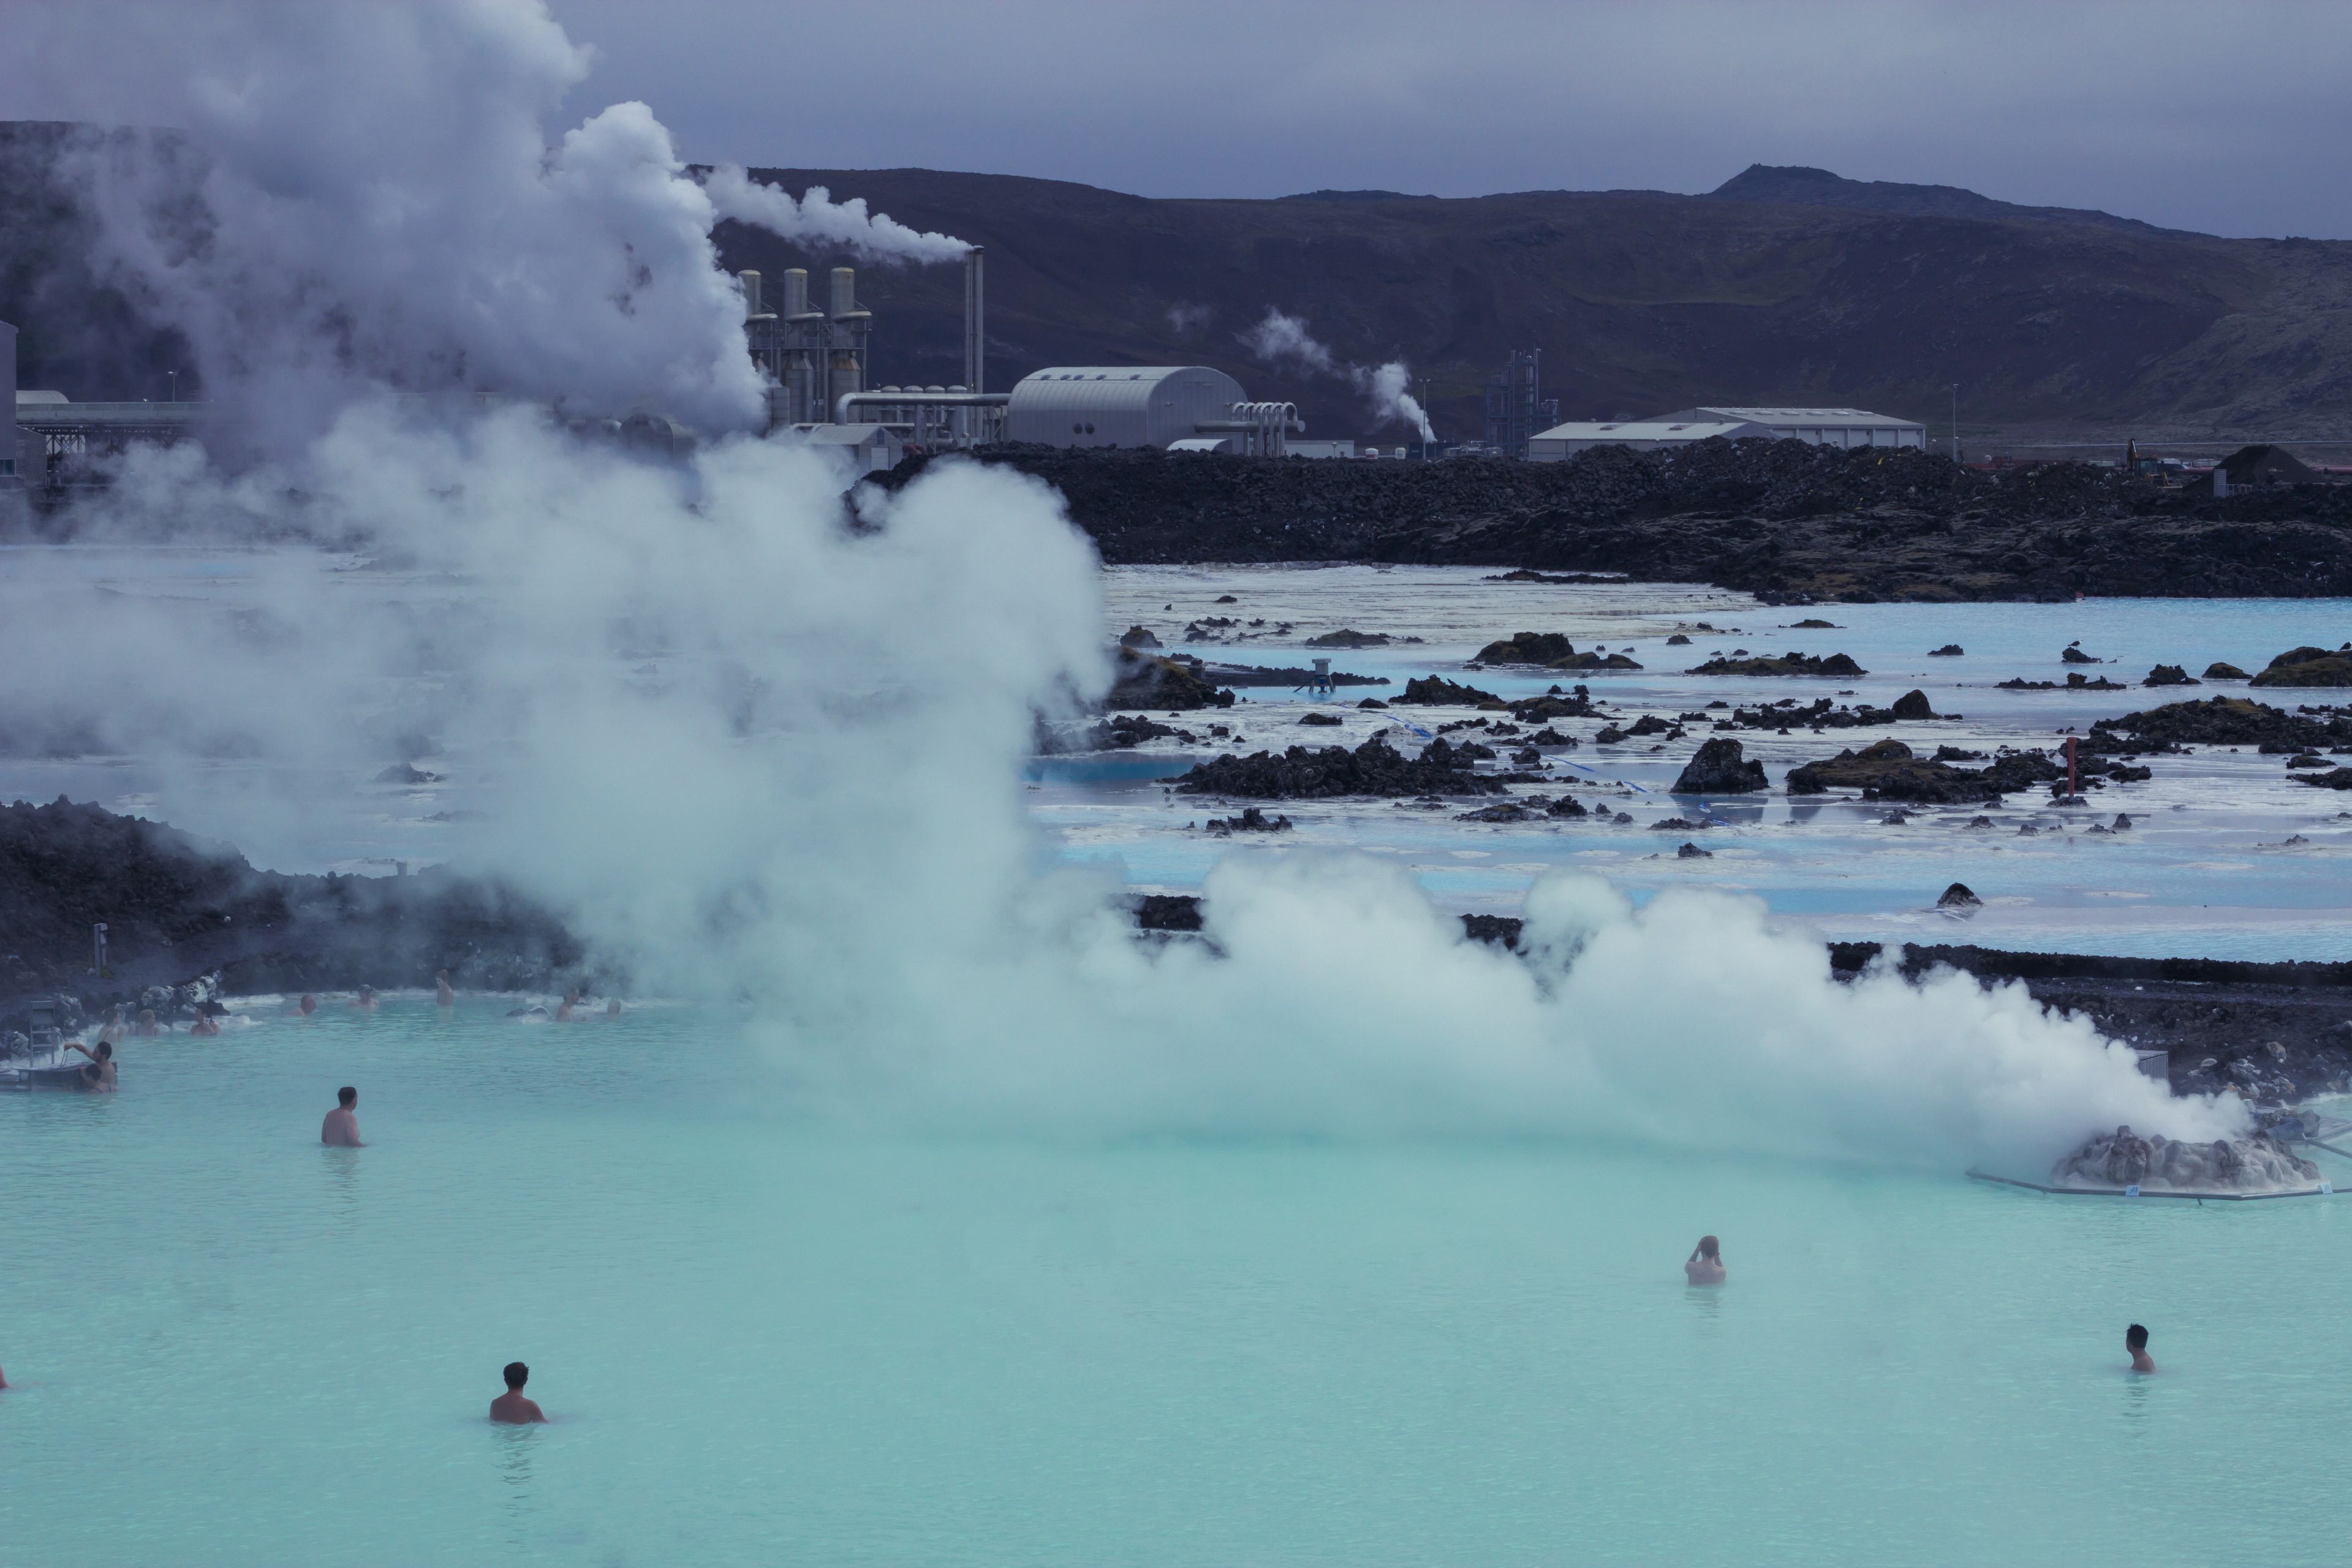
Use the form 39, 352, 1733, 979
1005, 366, 1249, 450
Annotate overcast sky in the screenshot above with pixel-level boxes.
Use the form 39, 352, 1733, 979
546, 0, 2352, 239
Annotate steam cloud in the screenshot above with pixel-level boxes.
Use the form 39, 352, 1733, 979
20, 2, 768, 448
701, 165, 971, 265
1241, 309, 1434, 440
0, 0, 2243, 1176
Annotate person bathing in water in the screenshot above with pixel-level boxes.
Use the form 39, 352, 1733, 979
62, 1039, 116, 1091
2127, 1324, 2156, 1373
1685, 1235, 1726, 1285
490, 1362, 546, 1424
298, 994, 318, 1018
322, 1087, 363, 1147
189, 1005, 221, 1038
134, 1008, 162, 1037
436, 970, 455, 1008
351, 986, 379, 1010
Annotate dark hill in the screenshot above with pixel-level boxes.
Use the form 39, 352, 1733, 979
1706, 164, 2170, 235
714, 163, 2352, 446
6, 121, 2350, 447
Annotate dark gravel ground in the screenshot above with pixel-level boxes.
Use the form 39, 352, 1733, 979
871, 439, 2352, 603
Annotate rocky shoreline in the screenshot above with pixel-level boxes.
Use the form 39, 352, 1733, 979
0, 799, 596, 1039
6, 800, 2346, 1107
871, 440, 2352, 603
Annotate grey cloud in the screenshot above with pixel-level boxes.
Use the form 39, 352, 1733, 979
539, 0, 2352, 239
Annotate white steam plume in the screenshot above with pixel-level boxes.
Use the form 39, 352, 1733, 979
1361, 359, 1435, 443
1239, 307, 1339, 375
2, 418, 2240, 1177
701, 165, 970, 265
1241, 309, 1434, 439
0, 0, 2241, 1178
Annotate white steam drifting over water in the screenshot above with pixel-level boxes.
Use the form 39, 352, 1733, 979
2, 0, 2242, 1171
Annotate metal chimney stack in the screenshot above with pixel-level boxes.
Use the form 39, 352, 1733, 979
962, 246, 985, 396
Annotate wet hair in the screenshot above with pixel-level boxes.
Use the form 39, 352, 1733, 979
2127, 1324, 2149, 1352
338, 1086, 357, 1107
94, 1041, 113, 1061
504, 1361, 529, 1390
1697, 1235, 1720, 1262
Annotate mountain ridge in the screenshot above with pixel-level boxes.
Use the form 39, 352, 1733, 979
713, 162, 2352, 445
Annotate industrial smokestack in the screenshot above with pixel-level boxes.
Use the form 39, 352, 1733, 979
962, 246, 985, 396
782, 269, 811, 318
738, 270, 762, 317
829, 267, 859, 320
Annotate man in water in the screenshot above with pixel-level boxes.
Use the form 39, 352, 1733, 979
189, 1005, 222, 1038
351, 986, 379, 1010
490, 1362, 546, 1424
436, 970, 456, 1007
2127, 1324, 2156, 1373
322, 1086, 363, 1147
1684, 1235, 1725, 1285
63, 1039, 116, 1091
298, 994, 318, 1017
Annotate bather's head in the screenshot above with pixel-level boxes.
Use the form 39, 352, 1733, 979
2127, 1324, 2149, 1354
1696, 1235, 1720, 1262
94, 1041, 113, 1062
504, 1361, 529, 1390
338, 1086, 357, 1109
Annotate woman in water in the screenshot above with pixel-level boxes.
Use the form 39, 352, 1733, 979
1685, 1235, 1726, 1285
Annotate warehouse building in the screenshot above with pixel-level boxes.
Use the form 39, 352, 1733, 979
1646, 406, 1925, 448
1528, 404, 1924, 461
1526, 418, 1772, 459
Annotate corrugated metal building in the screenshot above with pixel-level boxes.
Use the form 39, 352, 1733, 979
1648, 407, 1924, 448
1005, 366, 1248, 449
1527, 419, 1771, 460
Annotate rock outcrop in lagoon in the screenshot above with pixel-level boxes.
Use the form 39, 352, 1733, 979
2248, 644, 2352, 687
1174, 735, 1509, 799
1784, 740, 2066, 802
1670, 738, 1768, 794
2051, 1125, 2320, 1194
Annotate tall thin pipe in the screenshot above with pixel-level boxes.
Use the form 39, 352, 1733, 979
963, 246, 986, 397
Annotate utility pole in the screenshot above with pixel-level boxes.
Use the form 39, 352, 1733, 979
167, 370, 178, 403
1950, 383, 1959, 464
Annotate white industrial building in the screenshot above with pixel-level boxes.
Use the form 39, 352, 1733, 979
1526, 419, 1772, 459
1647, 407, 1925, 448
1005, 366, 1302, 455
1527, 404, 1924, 461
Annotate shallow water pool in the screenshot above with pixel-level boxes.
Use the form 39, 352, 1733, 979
6, 1001, 2350, 1565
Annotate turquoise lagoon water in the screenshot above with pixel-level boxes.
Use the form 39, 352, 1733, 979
1056, 573, 2352, 959
7, 1001, 2352, 1566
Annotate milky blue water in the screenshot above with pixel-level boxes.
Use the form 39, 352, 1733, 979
1064, 569, 2352, 959
6, 1001, 2352, 1566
